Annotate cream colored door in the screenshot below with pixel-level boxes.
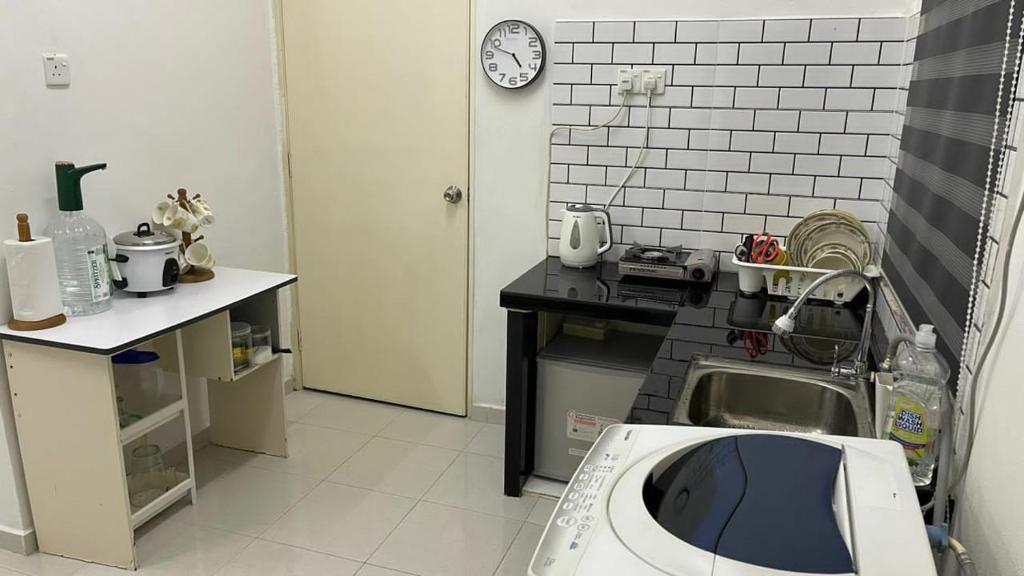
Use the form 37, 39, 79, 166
281, 0, 469, 415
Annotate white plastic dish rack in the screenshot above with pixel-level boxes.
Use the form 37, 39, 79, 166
733, 253, 877, 303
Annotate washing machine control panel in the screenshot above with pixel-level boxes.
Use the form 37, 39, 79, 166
530, 426, 638, 575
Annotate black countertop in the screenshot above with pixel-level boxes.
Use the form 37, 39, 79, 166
501, 257, 867, 425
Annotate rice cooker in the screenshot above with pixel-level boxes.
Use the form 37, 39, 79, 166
112, 223, 181, 295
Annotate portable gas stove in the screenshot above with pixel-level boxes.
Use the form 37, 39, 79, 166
618, 244, 718, 283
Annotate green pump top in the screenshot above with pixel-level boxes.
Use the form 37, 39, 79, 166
55, 161, 107, 211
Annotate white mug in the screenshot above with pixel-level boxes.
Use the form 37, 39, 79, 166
155, 201, 178, 227
184, 241, 214, 268
189, 199, 215, 227
171, 210, 200, 234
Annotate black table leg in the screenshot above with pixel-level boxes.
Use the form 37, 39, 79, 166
505, 309, 538, 497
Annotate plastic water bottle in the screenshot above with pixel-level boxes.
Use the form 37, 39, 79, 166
45, 162, 113, 316
46, 210, 112, 316
885, 324, 950, 486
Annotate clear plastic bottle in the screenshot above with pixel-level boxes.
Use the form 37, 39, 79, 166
46, 210, 112, 316
885, 324, 950, 486
46, 162, 112, 316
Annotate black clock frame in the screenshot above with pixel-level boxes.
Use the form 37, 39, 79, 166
481, 19, 547, 90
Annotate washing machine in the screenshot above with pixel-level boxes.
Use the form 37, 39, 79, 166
529, 425, 936, 576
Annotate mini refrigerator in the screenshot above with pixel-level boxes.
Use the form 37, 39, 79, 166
534, 330, 663, 481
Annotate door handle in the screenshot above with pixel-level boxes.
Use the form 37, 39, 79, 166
443, 185, 463, 204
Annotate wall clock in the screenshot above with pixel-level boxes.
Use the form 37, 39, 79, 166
481, 19, 546, 89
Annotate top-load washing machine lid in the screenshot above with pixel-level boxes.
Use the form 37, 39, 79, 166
640, 434, 853, 574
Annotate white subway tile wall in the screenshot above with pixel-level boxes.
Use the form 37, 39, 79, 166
548, 17, 909, 264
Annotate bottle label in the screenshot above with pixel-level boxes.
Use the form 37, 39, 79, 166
86, 244, 112, 302
888, 396, 929, 463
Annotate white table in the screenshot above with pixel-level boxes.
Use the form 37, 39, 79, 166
0, 267, 296, 569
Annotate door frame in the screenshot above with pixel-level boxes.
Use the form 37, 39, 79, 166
271, 0, 477, 412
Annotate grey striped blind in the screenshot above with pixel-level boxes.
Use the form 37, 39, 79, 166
883, 0, 1023, 378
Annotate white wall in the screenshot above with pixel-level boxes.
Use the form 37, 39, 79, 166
472, 0, 922, 408
0, 0, 287, 546
950, 139, 1024, 575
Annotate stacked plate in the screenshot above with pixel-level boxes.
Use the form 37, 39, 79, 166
788, 210, 873, 271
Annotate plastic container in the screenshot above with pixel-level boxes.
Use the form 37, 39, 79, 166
231, 322, 253, 372
112, 349, 163, 424
733, 253, 875, 303
884, 324, 950, 486
251, 325, 273, 365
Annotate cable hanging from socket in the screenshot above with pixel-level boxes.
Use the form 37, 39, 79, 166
543, 69, 662, 250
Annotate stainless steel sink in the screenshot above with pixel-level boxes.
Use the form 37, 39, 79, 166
672, 355, 874, 438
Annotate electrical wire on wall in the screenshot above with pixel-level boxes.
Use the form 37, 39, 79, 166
543, 87, 657, 251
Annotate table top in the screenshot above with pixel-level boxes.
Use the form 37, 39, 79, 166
0, 267, 297, 355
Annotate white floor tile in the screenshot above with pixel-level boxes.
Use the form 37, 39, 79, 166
262, 483, 415, 562
327, 437, 458, 499
74, 520, 252, 575
369, 501, 521, 576
378, 411, 483, 451
423, 453, 538, 520
285, 390, 328, 422
0, 549, 84, 576
526, 497, 557, 526
298, 394, 406, 435
465, 423, 504, 458
172, 458, 319, 536
214, 540, 361, 576
237, 422, 370, 480
355, 566, 414, 576
0, 567, 24, 576
494, 523, 544, 576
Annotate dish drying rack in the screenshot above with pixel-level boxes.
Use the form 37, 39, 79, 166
733, 249, 877, 304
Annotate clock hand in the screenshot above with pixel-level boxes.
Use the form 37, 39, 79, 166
491, 40, 523, 69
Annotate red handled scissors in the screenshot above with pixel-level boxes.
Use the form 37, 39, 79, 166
743, 331, 770, 358
750, 233, 780, 264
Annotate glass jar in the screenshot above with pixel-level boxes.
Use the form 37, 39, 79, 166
231, 322, 252, 372
251, 325, 273, 365
128, 444, 166, 508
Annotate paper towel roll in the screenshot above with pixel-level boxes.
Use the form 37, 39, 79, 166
4, 236, 64, 322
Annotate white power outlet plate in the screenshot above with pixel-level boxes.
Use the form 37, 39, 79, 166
616, 67, 666, 95
42, 53, 70, 87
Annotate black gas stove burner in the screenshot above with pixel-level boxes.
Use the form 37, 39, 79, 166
622, 243, 689, 265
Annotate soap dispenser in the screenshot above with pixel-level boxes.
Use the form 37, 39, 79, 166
45, 161, 113, 316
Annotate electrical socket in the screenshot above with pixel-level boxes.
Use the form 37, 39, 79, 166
616, 67, 666, 95
42, 53, 70, 87
616, 69, 642, 94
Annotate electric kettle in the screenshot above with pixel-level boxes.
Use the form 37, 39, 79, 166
559, 204, 612, 268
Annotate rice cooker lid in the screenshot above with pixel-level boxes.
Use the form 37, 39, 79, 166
115, 223, 179, 248
642, 434, 853, 574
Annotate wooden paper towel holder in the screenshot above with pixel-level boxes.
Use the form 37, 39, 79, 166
8, 214, 67, 331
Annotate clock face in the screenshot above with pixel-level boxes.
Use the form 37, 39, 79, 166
481, 20, 546, 89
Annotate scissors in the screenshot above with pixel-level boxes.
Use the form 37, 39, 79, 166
743, 330, 770, 358
750, 233, 781, 264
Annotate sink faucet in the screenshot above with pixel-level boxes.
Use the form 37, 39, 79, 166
772, 268, 877, 383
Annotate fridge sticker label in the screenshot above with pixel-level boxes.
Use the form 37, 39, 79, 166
566, 410, 620, 443
86, 244, 111, 301
568, 448, 588, 458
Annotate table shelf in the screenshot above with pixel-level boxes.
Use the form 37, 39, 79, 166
130, 476, 194, 529
230, 353, 282, 381
120, 398, 186, 446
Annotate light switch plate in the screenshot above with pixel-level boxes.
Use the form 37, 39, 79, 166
42, 53, 70, 87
